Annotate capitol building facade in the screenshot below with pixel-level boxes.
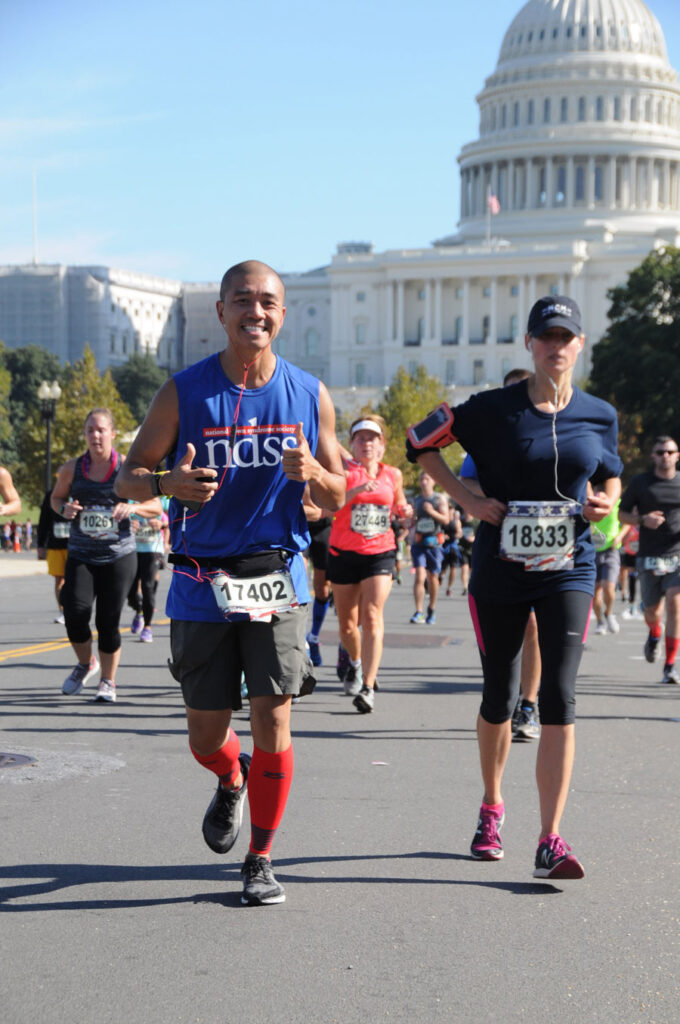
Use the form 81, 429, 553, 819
2, 0, 680, 413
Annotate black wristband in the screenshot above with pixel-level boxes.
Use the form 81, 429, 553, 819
405, 438, 439, 464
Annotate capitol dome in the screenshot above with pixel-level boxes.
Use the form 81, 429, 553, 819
455, 0, 680, 242
498, 0, 669, 66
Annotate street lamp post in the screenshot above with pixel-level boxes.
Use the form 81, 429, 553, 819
37, 380, 62, 493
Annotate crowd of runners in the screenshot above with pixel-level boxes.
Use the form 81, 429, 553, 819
2, 262, 679, 907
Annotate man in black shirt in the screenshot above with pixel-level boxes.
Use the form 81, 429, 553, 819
619, 436, 680, 684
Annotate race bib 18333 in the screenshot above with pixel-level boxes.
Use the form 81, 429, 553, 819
500, 500, 579, 571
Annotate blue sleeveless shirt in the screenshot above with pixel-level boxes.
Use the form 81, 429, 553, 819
166, 353, 319, 621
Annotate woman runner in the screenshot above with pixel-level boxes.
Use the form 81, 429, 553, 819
328, 415, 412, 713
407, 296, 622, 878
52, 408, 161, 702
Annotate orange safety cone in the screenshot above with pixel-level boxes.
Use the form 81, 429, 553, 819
13, 534, 21, 553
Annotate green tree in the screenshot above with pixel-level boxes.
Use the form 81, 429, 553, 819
0, 362, 12, 460
589, 246, 680, 456
0, 342, 61, 468
374, 365, 465, 490
111, 352, 168, 425
16, 346, 136, 506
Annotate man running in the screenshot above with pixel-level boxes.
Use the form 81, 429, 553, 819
619, 436, 680, 684
115, 260, 345, 905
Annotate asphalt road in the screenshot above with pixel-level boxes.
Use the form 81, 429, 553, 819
1, 551, 678, 1024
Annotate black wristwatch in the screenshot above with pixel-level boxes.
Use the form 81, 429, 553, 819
150, 472, 167, 497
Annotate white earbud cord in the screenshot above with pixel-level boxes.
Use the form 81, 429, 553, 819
542, 369, 605, 544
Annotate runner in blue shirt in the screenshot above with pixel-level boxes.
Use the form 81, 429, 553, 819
116, 261, 345, 905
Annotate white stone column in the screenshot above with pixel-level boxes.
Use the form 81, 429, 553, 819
385, 281, 394, 342
662, 159, 670, 208
567, 157, 575, 207
424, 280, 432, 342
507, 160, 515, 212
518, 276, 527, 336
629, 157, 637, 208
528, 275, 537, 310
396, 281, 405, 345
490, 279, 498, 342
434, 279, 443, 344
546, 157, 554, 208
527, 159, 536, 208
651, 160, 660, 208
462, 280, 470, 343
607, 157, 617, 208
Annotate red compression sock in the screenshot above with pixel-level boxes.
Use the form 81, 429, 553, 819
649, 623, 663, 639
665, 636, 680, 666
190, 728, 242, 788
248, 744, 294, 857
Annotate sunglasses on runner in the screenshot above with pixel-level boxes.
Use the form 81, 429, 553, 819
653, 449, 678, 456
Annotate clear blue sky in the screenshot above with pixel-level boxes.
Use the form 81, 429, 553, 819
2, 0, 680, 282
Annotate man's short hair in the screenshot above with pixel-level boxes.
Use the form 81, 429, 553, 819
219, 260, 284, 303
503, 368, 531, 387
652, 435, 677, 451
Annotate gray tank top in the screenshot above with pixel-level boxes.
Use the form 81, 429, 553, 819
67, 452, 136, 565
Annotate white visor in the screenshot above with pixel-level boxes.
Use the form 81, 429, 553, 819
351, 419, 382, 438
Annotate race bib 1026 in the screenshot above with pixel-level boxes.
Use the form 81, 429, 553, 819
79, 506, 119, 541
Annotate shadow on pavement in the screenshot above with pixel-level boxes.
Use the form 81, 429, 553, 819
0, 852, 562, 911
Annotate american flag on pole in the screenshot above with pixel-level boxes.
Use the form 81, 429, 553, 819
487, 192, 501, 215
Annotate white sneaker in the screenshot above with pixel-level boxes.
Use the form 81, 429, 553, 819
606, 614, 620, 634
594, 622, 607, 635
62, 655, 100, 695
53, 613, 65, 625
94, 678, 116, 703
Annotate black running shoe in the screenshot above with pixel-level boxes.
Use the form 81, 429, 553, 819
644, 634, 660, 663
202, 753, 251, 854
241, 853, 286, 905
353, 684, 375, 713
336, 644, 350, 681
533, 834, 584, 879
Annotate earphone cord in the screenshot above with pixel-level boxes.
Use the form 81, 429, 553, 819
173, 344, 269, 584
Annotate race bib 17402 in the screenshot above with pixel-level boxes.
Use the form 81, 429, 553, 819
208, 567, 299, 622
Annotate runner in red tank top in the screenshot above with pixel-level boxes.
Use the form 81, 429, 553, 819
327, 415, 412, 713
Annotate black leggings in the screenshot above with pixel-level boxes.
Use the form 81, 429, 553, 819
468, 589, 592, 726
62, 553, 138, 653
127, 552, 158, 625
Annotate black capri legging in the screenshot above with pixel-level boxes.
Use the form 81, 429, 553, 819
468, 589, 592, 726
61, 552, 138, 653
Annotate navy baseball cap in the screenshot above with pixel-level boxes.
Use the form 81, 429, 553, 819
527, 296, 583, 337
